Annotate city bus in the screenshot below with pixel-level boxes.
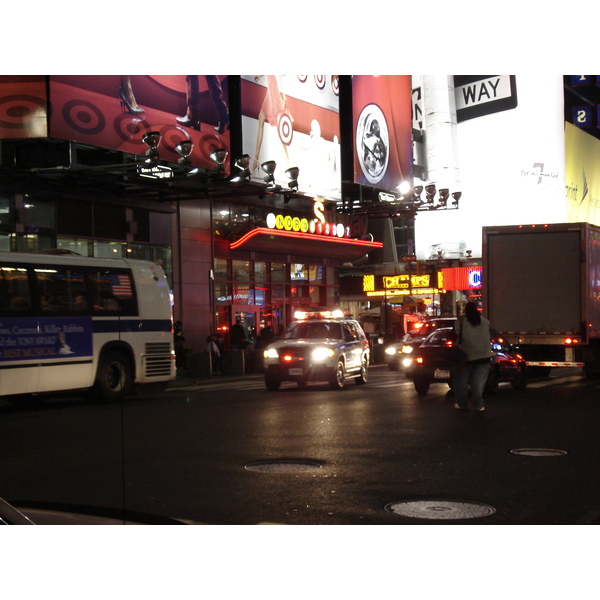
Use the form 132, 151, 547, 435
0, 251, 175, 405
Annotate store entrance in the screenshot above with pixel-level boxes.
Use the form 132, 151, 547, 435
230, 305, 285, 348
232, 306, 260, 348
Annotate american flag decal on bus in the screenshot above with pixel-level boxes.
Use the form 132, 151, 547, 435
111, 274, 133, 297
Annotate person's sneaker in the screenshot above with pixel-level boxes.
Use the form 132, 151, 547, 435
454, 403, 468, 410
475, 406, 485, 412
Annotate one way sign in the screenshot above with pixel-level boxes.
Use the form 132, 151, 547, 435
454, 75, 518, 122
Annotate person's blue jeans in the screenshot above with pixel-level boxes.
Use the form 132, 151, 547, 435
453, 359, 491, 409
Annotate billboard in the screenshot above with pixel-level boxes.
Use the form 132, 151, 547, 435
413, 75, 566, 260
565, 122, 600, 226
240, 75, 341, 200
351, 75, 413, 192
48, 76, 230, 171
0, 75, 48, 139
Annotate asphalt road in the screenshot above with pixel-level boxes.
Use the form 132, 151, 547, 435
0, 365, 598, 526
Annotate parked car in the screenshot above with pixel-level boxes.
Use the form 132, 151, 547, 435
385, 317, 457, 371
262, 308, 370, 390
403, 327, 527, 395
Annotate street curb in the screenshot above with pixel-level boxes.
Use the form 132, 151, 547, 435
168, 363, 388, 389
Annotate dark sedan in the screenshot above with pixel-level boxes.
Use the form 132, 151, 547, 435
403, 327, 527, 395
385, 317, 457, 371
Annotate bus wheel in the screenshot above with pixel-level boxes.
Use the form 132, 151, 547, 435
93, 350, 133, 402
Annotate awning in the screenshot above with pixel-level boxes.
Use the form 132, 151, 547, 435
230, 227, 383, 261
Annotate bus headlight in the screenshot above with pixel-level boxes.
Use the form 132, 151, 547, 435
312, 347, 335, 361
264, 348, 279, 359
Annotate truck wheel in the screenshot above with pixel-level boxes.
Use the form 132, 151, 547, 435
265, 374, 281, 391
414, 377, 430, 395
329, 360, 345, 389
355, 356, 369, 385
92, 349, 133, 402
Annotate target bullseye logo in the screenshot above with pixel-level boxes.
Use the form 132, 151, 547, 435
0, 94, 46, 130
198, 133, 224, 162
61, 99, 105, 135
277, 111, 293, 146
113, 112, 150, 143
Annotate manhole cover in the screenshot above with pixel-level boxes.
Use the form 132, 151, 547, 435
510, 448, 568, 457
244, 460, 323, 473
385, 500, 496, 520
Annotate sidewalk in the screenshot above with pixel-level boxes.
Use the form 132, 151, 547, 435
168, 368, 264, 389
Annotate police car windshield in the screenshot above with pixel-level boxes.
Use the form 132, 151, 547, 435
285, 321, 343, 340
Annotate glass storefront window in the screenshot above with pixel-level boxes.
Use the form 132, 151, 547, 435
21, 197, 55, 233
271, 283, 285, 303
233, 284, 250, 304
291, 264, 308, 282
57, 237, 94, 256
309, 286, 322, 304
213, 257, 337, 330
0, 234, 11, 252
309, 265, 324, 283
214, 258, 229, 281
271, 263, 286, 283
215, 281, 231, 304
232, 260, 250, 282
15, 235, 53, 254
0, 194, 11, 230
255, 261, 267, 283
94, 241, 126, 258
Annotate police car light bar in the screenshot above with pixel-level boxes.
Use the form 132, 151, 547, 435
293, 308, 348, 320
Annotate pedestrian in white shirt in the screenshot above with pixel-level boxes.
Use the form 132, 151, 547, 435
453, 302, 493, 411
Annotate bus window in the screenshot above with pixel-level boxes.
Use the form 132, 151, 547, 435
88, 269, 137, 315
34, 267, 88, 314
0, 265, 32, 313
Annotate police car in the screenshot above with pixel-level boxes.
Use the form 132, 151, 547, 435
262, 308, 370, 390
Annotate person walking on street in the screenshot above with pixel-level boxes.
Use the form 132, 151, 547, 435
453, 302, 493, 412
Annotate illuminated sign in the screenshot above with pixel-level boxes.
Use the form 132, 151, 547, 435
363, 274, 442, 297
383, 274, 431, 289
468, 268, 482, 289
266, 199, 350, 238
440, 266, 482, 290
137, 165, 174, 179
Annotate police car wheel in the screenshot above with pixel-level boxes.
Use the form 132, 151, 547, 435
329, 360, 345, 389
355, 356, 368, 385
265, 374, 281, 391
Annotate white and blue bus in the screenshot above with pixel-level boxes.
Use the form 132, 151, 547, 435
0, 252, 175, 405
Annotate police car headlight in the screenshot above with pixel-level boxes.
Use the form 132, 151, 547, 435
401, 345, 413, 354
264, 348, 279, 359
312, 347, 335, 361
402, 357, 414, 368
385, 347, 398, 356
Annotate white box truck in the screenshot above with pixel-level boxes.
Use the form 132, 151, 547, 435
482, 223, 600, 376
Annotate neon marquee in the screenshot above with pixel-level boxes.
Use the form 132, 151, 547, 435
265, 199, 350, 239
